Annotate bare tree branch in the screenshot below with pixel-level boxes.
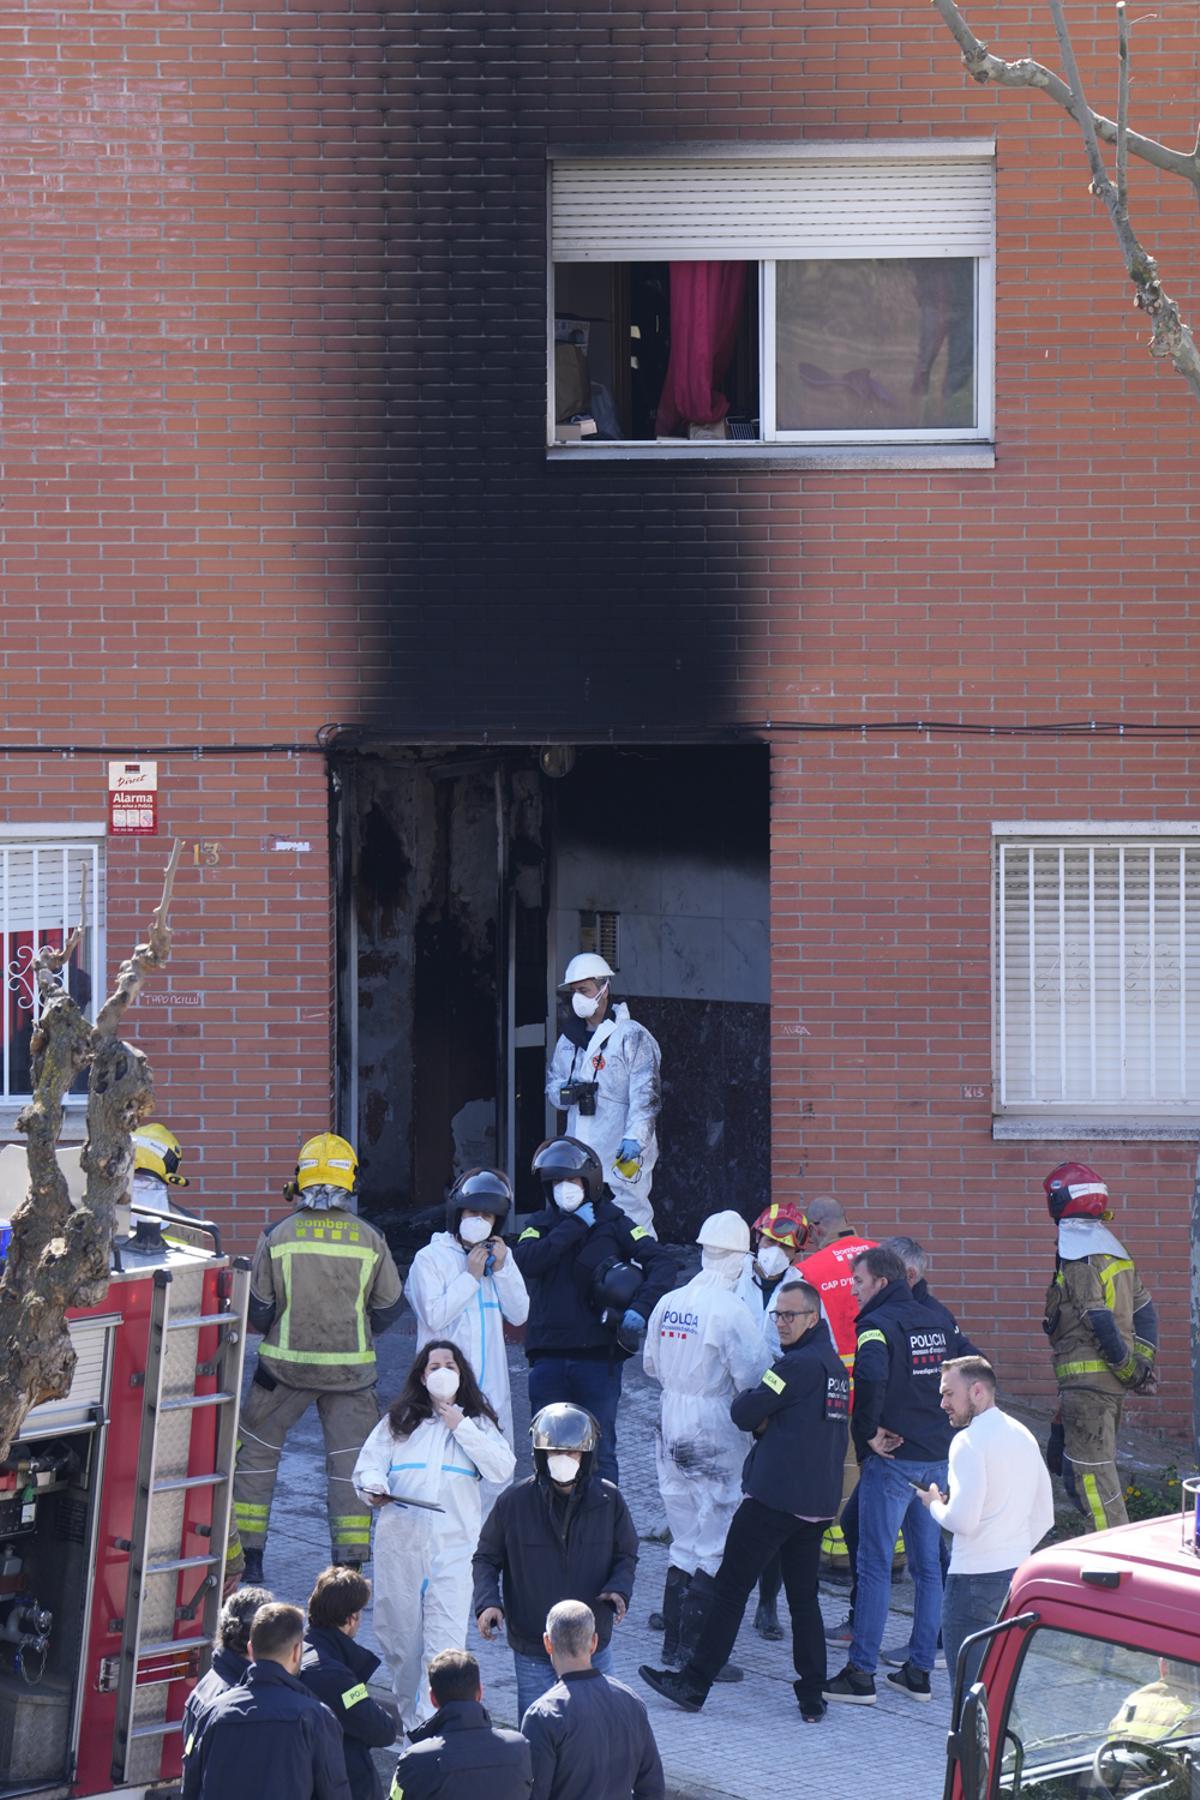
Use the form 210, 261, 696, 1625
930, 0, 1200, 406
1116, 2, 1130, 217
928, 0, 1200, 187
0, 840, 185, 1458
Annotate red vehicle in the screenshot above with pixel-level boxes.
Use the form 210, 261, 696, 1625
947, 1498, 1200, 1800
0, 1205, 248, 1800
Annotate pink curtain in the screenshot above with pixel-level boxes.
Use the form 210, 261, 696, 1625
655, 261, 748, 435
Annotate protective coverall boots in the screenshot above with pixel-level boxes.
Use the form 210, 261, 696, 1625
660, 1565, 691, 1667
679, 1570, 743, 1684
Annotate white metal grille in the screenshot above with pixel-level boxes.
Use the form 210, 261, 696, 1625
994, 839, 1200, 1112
550, 155, 995, 262
1, 841, 105, 1101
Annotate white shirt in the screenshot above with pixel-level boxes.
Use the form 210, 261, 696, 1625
930, 1404, 1055, 1576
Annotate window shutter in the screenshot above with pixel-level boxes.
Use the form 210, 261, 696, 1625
995, 840, 1200, 1112
550, 153, 995, 262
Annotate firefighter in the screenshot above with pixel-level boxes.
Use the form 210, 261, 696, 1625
131, 1122, 191, 1215
1043, 1161, 1158, 1532
229, 1133, 404, 1583
545, 952, 662, 1232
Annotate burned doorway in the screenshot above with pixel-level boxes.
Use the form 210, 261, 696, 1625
338, 744, 769, 1245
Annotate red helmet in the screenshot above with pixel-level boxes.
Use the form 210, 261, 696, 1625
751, 1201, 808, 1252
1044, 1161, 1109, 1223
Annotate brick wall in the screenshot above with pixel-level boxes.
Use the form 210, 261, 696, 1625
5, 0, 1200, 1402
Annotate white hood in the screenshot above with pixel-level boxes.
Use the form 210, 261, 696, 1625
1057, 1216, 1128, 1262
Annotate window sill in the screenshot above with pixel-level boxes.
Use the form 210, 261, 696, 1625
993, 1115, 1200, 1143
546, 442, 996, 471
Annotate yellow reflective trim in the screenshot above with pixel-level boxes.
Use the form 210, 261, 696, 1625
761, 1369, 786, 1394
1133, 1338, 1157, 1361
856, 1329, 887, 1348
1082, 1471, 1109, 1532
630, 1226, 650, 1241
1055, 1359, 1109, 1378
185, 1734, 195, 1757
331, 1515, 370, 1528
342, 1682, 369, 1708
262, 1344, 377, 1367
518, 1227, 541, 1242
235, 1502, 270, 1519
334, 1531, 372, 1546
390, 1778, 404, 1800
1099, 1258, 1134, 1311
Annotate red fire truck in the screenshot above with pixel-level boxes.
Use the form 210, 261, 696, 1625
0, 1199, 248, 1800
946, 1497, 1200, 1800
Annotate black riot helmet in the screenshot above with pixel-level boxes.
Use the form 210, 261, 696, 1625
446, 1167, 513, 1237
529, 1403, 600, 1486
531, 1136, 604, 1204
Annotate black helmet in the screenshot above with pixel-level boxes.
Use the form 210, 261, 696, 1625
531, 1136, 604, 1203
529, 1402, 600, 1486
446, 1167, 513, 1236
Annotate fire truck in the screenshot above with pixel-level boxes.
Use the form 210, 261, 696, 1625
946, 1494, 1200, 1800
0, 1154, 249, 1800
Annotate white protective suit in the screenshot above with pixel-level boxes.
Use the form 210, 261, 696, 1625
353, 1410, 515, 1731
644, 1261, 771, 1577
405, 1233, 529, 1502
545, 1001, 662, 1231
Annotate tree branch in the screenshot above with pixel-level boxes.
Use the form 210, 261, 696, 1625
1116, 2, 1130, 218
928, 0, 1200, 187
94, 839, 181, 1038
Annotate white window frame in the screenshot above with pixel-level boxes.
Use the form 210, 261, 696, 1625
0, 825, 106, 1108
991, 822, 1200, 1128
547, 140, 996, 452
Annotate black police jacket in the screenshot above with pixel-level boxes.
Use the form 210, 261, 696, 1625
729, 1319, 849, 1520
513, 1195, 675, 1360
472, 1471, 639, 1658
300, 1625, 396, 1800
182, 1645, 248, 1771
852, 1278, 963, 1463
181, 1658, 351, 1800
390, 1700, 532, 1800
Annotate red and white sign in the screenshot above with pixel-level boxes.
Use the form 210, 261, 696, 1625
108, 760, 159, 836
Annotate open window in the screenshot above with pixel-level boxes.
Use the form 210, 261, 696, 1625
548, 145, 995, 450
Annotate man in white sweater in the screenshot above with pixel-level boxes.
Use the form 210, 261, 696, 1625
916, 1356, 1054, 1692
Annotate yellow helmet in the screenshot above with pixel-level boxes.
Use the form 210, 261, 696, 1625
132, 1123, 189, 1187
292, 1132, 358, 1196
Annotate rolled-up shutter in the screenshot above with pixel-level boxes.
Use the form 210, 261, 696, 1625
550, 149, 995, 262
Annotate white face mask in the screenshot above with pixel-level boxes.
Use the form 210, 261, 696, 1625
757, 1243, 792, 1280
425, 1367, 460, 1401
554, 1180, 586, 1211
546, 1453, 580, 1484
458, 1214, 492, 1245
571, 984, 606, 1020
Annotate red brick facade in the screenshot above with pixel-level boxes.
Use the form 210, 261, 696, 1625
5, 0, 1199, 1412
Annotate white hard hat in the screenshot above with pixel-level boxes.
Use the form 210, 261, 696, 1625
696, 1210, 751, 1254
558, 952, 615, 991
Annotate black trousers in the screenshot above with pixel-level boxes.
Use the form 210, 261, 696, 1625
688, 1498, 829, 1701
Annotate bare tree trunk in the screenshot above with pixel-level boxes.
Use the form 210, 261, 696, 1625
0, 842, 182, 1459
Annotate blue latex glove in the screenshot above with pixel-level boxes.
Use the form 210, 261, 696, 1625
621, 1309, 646, 1337
617, 1138, 641, 1162
575, 1202, 596, 1228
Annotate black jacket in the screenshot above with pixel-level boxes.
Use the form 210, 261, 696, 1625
730, 1319, 848, 1520
521, 1669, 664, 1800
912, 1278, 979, 1357
852, 1278, 963, 1463
300, 1625, 396, 1800
181, 1658, 351, 1800
391, 1700, 532, 1800
472, 1472, 639, 1658
182, 1646, 248, 1768
514, 1195, 675, 1360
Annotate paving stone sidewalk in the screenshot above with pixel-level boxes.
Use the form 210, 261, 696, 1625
256, 1319, 955, 1799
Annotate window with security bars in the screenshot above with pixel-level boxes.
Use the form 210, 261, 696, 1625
0, 840, 105, 1102
994, 837, 1200, 1114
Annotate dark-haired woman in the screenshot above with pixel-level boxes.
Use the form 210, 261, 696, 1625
352, 1339, 514, 1732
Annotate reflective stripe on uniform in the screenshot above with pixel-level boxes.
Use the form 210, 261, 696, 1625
857, 1329, 887, 1349
332, 1514, 370, 1528
630, 1226, 650, 1241
266, 1240, 377, 1365
1099, 1258, 1134, 1311
390, 1778, 404, 1800
342, 1683, 368, 1708
1133, 1337, 1157, 1361
234, 1502, 270, 1523
1055, 1359, 1110, 1379
761, 1369, 786, 1394
518, 1227, 540, 1241
1081, 1471, 1109, 1532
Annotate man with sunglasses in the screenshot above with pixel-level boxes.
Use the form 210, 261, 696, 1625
638, 1278, 848, 1724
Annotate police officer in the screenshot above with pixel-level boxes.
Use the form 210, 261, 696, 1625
514, 1137, 674, 1484
229, 1133, 404, 1583
1043, 1161, 1158, 1532
545, 953, 662, 1232
639, 1278, 849, 1724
